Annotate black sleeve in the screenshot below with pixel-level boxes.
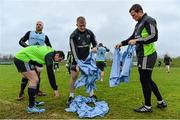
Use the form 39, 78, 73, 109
89, 30, 97, 47
104, 46, 110, 52
136, 20, 158, 44
67, 52, 70, 60
121, 24, 138, 46
170, 57, 172, 62
121, 31, 135, 46
19, 31, 30, 47
45, 35, 52, 47
70, 33, 78, 60
45, 53, 58, 90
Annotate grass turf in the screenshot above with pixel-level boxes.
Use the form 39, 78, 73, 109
0, 64, 180, 119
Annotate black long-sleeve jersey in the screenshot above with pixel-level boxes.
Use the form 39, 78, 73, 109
19, 31, 52, 47
164, 56, 172, 65
45, 52, 58, 90
121, 13, 158, 57
70, 28, 97, 63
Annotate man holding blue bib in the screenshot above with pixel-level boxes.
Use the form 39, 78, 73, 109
115, 4, 167, 113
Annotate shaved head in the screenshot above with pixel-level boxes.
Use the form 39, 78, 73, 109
36, 21, 44, 27
36, 20, 44, 32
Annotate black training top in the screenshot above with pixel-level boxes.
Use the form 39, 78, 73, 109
44, 52, 58, 90
164, 56, 172, 65
69, 28, 97, 62
121, 13, 158, 57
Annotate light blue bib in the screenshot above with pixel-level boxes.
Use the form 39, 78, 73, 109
96, 47, 106, 61
28, 31, 46, 45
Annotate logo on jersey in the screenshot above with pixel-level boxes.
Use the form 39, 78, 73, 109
78, 37, 81, 40
86, 34, 90, 38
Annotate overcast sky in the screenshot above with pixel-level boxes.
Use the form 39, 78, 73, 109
0, 0, 180, 57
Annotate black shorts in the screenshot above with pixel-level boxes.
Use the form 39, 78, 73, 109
14, 58, 36, 72
137, 52, 157, 71
165, 63, 170, 65
96, 61, 106, 71
69, 59, 77, 72
70, 64, 77, 72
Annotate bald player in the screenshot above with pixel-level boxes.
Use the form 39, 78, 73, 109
17, 21, 53, 100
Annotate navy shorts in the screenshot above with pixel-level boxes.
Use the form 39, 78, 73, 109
96, 61, 106, 71
14, 58, 36, 72
137, 52, 157, 70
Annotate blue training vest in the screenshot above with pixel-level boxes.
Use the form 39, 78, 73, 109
96, 47, 106, 61
28, 31, 46, 45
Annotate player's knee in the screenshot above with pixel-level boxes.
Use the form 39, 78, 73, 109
29, 79, 38, 86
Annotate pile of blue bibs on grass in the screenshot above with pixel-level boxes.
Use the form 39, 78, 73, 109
65, 95, 109, 118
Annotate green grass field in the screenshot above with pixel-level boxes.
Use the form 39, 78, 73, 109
0, 64, 180, 119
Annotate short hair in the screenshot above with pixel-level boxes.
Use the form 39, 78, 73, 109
129, 4, 143, 13
55, 51, 65, 59
76, 16, 86, 23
